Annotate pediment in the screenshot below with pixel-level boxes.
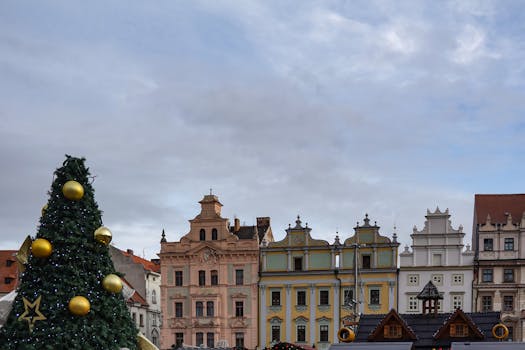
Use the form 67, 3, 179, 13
294, 316, 308, 323
269, 316, 283, 324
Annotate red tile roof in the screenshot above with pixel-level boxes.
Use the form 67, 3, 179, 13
122, 277, 148, 306
474, 194, 525, 225
119, 249, 161, 273
0, 250, 19, 294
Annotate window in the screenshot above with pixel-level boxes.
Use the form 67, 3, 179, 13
139, 314, 144, 327
484, 238, 493, 251
272, 291, 281, 306
297, 290, 306, 306
384, 324, 402, 338
196, 332, 204, 346
362, 255, 371, 269
175, 271, 183, 286
504, 269, 514, 283
235, 333, 245, 348
297, 325, 306, 342
175, 333, 184, 347
152, 314, 157, 326
199, 270, 206, 286
6, 260, 13, 267
504, 238, 514, 251
370, 289, 380, 305
504, 296, 514, 311
343, 290, 354, 306
482, 269, 493, 282
452, 274, 463, 285
235, 301, 244, 317
196, 301, 204, 317
4, 277, 13, 284
408, 274, 419, 286
207, 301, 214, 317
450, 323, 468, 337
212, 228, 218, 240
235, 269, 244, 285
433, 254, 442, 266
320, 325, 329, 342
132, 312, 136, 324
452, 295, 463, 310
199, 229, 206, 241
408, 295, 418, 312
272, 326, 280, 342
294, 257, 303, 271
211, 270, 218, 286
432, 274, 443, 286
482, 296, 492, 311
507, 326, 514, 341
207, 333, 214, 348
152, 290, 157, 304
175, 302, 183, 318
320, 290, 329, 305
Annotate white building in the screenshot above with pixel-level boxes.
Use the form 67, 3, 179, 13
399, 208, 474, 313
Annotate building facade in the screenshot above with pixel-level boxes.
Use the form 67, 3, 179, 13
258, 215, 398, 350
0, 251, 18, 298
110, 246, 162, 347
472, 194, 525, 341
159, 194, 272, 350
399, 208, 474, 313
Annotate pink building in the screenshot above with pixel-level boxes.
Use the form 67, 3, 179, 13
159, 194, 273, 350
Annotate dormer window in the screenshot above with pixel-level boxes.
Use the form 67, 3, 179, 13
384, 324, 402, 339
199, 229, 206, 241
450, 323, 468, 337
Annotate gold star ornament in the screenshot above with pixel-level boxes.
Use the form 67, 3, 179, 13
18, 295, 46, 332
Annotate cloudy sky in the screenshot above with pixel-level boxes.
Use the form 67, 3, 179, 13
1, 1, 524, 260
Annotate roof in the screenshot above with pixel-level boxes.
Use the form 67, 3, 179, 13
231, 217, 271, 241
417, 281, 443, 300
474, 194, 525, 225
119, 249, 160, 273
0, 250, 19, 294
330, 343, 413, 350
356, 311, 501, 349
451, 342, 525, 349
122, 277, 148, 307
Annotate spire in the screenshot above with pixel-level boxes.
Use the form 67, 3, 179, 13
160, 229, 167, 243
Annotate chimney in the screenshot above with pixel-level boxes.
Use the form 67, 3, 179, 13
127, 249, 134, 255
234, 218, 240, 232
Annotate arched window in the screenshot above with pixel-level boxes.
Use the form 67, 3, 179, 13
152, 290, 157, 304
199, 229, 206, 241
212, 228, 218, 240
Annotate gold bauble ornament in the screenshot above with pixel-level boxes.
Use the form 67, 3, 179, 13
68, 296, 90, 316
31, 238, 52, 258
41, 204, 48, 216
62, 180, 84, 200
94, 226, 112, 245
102, 274, 123, 293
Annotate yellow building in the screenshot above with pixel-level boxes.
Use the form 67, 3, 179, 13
258, 215, 399, 349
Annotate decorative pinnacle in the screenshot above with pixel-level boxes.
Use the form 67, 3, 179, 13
160, 229, 167, 243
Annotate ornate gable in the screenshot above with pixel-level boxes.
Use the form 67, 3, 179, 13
367, 309, 417, 341
433, 309, 484, 340
268, 216, 329, 248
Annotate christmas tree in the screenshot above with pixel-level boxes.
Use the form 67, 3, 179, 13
0, 156, 138, 350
